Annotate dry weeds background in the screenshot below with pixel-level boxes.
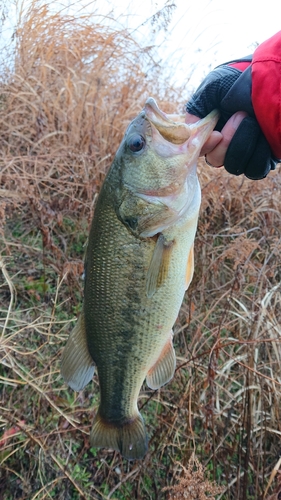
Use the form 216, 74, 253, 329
1, 2, 281, 499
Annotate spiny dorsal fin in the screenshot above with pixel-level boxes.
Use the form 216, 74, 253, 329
61, 312, 95, 391
146, 234, 174, 298
146, 333, 176, 390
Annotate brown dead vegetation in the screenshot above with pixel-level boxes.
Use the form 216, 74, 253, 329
1, 2, 281, 499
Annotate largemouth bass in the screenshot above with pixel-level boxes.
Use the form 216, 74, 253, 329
61, 99, 219, 460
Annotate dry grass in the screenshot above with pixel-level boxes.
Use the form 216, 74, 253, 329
163, 454, 224, 499
1, 2, 281, 499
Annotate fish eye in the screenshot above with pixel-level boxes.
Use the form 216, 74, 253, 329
128, 134, 145, 153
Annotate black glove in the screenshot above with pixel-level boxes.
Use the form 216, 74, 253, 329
186, 60, 278, 180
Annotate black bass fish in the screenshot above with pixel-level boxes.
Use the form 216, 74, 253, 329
61, 98, 219, 459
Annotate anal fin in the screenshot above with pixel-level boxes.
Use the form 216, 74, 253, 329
146, 333, 176, 390
146, 234, 174, 298
61, 312, 95, 391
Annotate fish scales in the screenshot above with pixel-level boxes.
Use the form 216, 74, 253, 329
61, 98, 219, 460
85, 181, 182, 415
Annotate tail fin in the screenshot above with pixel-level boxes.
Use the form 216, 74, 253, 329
90, 411, 148, 460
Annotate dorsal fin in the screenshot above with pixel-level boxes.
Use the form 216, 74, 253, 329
61, 312, 95, 391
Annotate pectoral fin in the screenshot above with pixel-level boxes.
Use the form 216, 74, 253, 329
146, 234, 174, 298
185, 244, 194, 290
61, 312, 95, 391
146, 333, 176, 390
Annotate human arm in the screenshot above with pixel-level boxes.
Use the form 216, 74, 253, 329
185, 31, 281, 179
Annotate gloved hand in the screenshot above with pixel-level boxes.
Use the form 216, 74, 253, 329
186, 60, 279, 180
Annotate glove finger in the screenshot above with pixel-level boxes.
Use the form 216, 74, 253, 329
244, 135, 272, 179
224, 117, 272, 179
186, 66, 241, 123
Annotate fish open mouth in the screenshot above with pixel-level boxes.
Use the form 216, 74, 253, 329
144, 98, 219, 147
144, 97, 192, 145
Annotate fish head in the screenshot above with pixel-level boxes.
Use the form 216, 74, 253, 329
115, 97, 219, 199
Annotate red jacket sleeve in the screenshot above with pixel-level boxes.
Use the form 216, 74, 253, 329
251, 31, 281, 159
